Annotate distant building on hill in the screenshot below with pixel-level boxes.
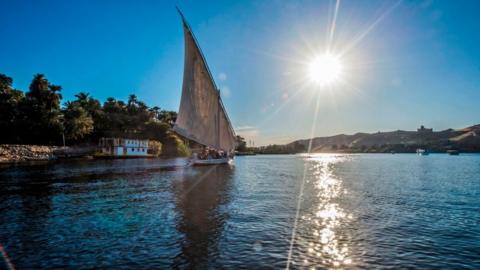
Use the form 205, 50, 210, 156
99, 138, 149, 156
417, 125, 433, 133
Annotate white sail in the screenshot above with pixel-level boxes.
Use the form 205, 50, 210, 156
173, 10, 236, 151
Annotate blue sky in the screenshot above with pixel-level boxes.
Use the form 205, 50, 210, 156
1, 0, 480, 145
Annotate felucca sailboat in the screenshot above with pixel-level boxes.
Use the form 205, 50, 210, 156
173, 8, 237, 165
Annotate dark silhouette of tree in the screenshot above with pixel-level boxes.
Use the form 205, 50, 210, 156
158, 110, 177, 127
63, 101, 94, 141
150, 106, 161, 119
0, 73, 191, 152
18, 74, 63, 144
143, 120, 170, 141
74, 92, 90, 103
97, 94, 173, 140
235, 135, 247, 151
127, 94, 138, 109
71, 91, 103, 141
0, 74, 24, 143
101, 97, 128, 137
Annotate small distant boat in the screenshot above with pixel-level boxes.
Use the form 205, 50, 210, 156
416, 148, 429, 156
447, 150, 460, 155
173, 8, 237, 166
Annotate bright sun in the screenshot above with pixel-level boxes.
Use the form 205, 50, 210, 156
308, 53, 342, 85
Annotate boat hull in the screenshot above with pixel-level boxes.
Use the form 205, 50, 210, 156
192, 157, 233, 166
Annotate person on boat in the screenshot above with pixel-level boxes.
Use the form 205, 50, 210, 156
197, 147, 228, 160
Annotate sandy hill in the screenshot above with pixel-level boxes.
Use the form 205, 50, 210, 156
286, 124, 480, 153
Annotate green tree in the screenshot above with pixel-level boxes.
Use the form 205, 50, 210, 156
0, 74, 13, 92
0, 73, 184, 152
100, 97, 128, 137
158, 110, 177, 126
127, 94, 138, 108
74, 92, 102, 118
149, 106, 161, 119
74, 92, 90, 104
143, 120, 170, 141
72, 92, 104, 140
18, 74, 63, 144
235, 135, 247, 152
162, 133, 191, 157
0, 74, 24, 143
148, 140, 162, 156
122, 94, 154, 136
63, 101, 94, 141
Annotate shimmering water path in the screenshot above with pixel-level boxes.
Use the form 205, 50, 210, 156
1, 154, 479, 269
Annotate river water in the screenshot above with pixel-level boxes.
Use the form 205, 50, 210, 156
0, 154, 479, 269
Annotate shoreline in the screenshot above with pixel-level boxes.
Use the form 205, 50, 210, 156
252, 150, 480, 155
0, 144, 59, 164
0, 144, 182, 164
0, 144, 98, 164
2, 144, 479, 165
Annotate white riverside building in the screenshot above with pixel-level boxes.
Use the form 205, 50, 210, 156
99, 138, 149, 156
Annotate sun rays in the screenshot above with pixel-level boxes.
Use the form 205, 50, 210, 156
285, 0, 402, 268
308, 53, 343, 86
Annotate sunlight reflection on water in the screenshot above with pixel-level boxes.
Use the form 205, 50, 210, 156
2, 155, 480, 268
299, 154, 352, 268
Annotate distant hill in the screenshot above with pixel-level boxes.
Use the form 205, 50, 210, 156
257, 125, 480, 154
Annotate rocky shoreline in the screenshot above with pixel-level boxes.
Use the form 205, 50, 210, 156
0, 145, 58, 163
0, 144, 97, 163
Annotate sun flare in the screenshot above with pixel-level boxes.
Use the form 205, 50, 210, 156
308, 53, 342, 85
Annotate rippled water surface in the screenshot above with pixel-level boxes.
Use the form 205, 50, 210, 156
1, 154, 480, 269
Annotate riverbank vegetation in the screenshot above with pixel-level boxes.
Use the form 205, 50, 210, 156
0, 73, 190, 156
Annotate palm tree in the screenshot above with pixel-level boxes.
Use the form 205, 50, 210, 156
150, 106, 161, 119
74, 92, 90, 103
128, 94, 138, 107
